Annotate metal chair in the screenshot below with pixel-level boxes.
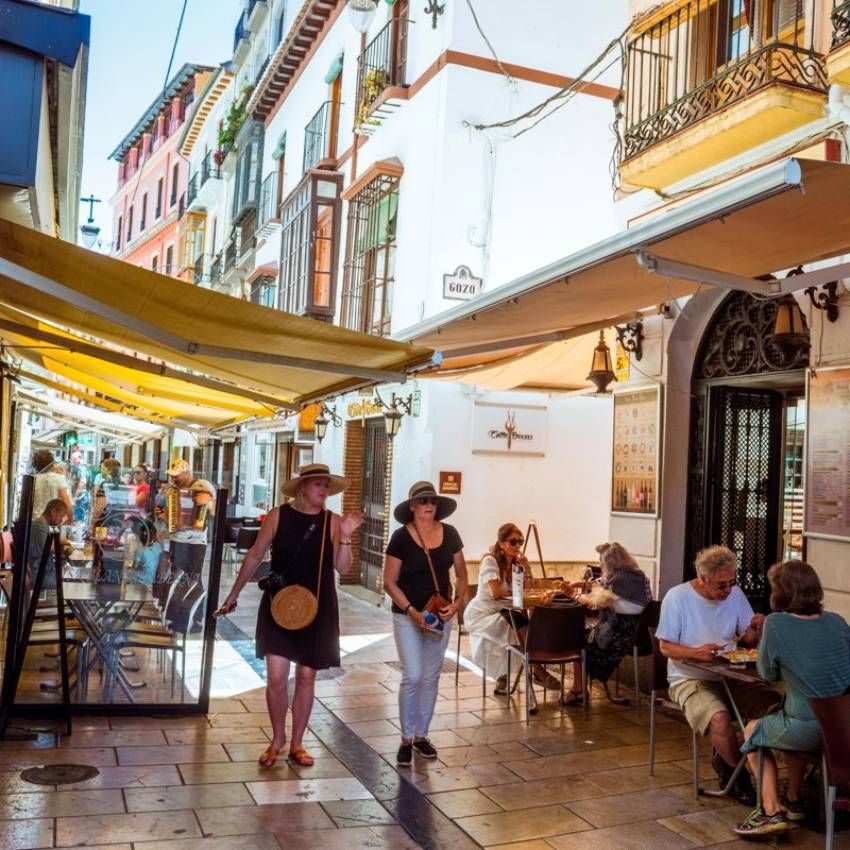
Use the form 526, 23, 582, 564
631, 600, 661, 713
809, 692, 850, 850
454, 583, 476, 688
233, 526, 259, 568
506, 604, 588, 722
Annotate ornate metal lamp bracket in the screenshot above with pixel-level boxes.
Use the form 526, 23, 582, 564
614, 321, 644, 361
319, 402, 342, 426
424, 0, 444, 29
804, 281, 840, 323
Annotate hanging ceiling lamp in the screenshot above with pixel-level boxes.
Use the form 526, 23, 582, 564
347, 0, 378, 32
587, 330, 616, 394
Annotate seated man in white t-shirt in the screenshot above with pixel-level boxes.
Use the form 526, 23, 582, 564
656, 545, 779, 803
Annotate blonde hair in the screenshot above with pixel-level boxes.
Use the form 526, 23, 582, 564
595, 542, 641, 579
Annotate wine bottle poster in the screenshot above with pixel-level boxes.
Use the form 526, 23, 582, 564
611, 386, 661, 516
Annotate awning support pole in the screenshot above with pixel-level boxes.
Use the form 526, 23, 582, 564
636, 251, 850, 296
0, 259, 409, 383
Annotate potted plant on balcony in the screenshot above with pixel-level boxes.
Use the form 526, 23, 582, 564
356, 68, 391, 127
218, 84, 254, 161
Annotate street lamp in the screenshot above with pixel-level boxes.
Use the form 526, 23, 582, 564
587, 330, 616, 394
313, 403, 341, 443
376, 389, 413, 440
771, 294, 809, 355
79, 194, 101, 249
347, 0, 378, 32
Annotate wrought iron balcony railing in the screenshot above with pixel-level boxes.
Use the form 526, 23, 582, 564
210, 252, 222, 286
233, 12, 249, 53
224, 238, 238, 273
257, 171, 279, 230
356, 18, 409, 124
193, 253, 215, 285
201, 149, 221, 185
186, 172, 200, 207
623, 0, 827, 162
833, 0, 850, 48
303, 101, 337, 172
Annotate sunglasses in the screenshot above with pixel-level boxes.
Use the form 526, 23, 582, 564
414, 496, 439, 506
506, 537, 524, 547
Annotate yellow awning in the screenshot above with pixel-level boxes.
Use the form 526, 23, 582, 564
403, 158, 850, 392
0, 218, 434, 413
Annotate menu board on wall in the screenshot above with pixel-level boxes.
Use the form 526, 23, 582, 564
804, 367, 850, 541
612, 387, 660, 515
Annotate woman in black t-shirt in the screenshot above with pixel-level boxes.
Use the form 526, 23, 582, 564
383, 481, 468, 768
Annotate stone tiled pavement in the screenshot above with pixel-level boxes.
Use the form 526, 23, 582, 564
0, 591, 846, 849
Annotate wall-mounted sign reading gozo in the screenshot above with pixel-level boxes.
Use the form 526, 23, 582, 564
443, 265, 483, 301
471, 403, 547, 456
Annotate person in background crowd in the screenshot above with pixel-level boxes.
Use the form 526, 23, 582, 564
68, 449, 90, 525
464, 522, 560, 695
31, 449, 73, 519
656, 545, 779, 805
383, 481, 469, 768
133, 463, 151, 510
91, 457, 124, 581
564, 542, 652, 706
29, 498, 69, 589
130, 518, 163, 590
733, 561, 850, 837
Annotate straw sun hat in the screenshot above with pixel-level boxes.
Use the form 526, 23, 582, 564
393, 481, 457, 524
282, 463, 349, 499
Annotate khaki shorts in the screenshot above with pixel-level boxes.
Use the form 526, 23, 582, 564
669, 678, 781, 736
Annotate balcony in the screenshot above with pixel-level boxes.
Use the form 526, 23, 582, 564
303, 101, 338, 172
828, 1, 850, 84
246, 0, 268, 35
256, 171, 281, 238
233, 12, 250, 63
209, 252, 223, 288
238, 211, 257, 268
192, 253, 216, 285
355, 18, 410, 136
186, 172, 200, 209
620, 0, 828, 190
223, 237, 238, 274
188, 151, 223, 211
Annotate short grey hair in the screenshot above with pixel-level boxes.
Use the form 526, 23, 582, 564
694, 545, 737, 580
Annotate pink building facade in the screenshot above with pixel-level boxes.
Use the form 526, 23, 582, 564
109, 64, 214, 276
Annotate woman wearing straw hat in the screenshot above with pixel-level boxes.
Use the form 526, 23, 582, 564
219, 464, 363, 768
383, 481, 469, 767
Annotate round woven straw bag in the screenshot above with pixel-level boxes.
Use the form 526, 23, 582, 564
271, 585, 319, 630
270, 509, 328, 631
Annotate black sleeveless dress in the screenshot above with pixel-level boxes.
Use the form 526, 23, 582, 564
255, 505, 340, 669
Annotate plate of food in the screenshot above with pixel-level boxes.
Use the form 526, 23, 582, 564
719, 648, 758, 664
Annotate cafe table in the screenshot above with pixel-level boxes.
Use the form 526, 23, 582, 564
63, 581, 153, 702
680, 654, 779, 800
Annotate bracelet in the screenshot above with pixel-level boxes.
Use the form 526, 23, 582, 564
404, 603, 413, 615
339, 540, 351, 546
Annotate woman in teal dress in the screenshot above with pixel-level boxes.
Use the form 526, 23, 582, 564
734, 561, 850, 838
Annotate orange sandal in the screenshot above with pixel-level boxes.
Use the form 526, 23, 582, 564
258, 745, 280, 767
288, 747, 314, 767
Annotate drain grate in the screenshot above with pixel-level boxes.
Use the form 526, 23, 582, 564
21, 764, 100, 785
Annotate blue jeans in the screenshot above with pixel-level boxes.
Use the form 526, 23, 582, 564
392, 612, 452, 740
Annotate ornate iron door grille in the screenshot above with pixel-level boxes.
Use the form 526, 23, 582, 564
360, 419, 388, 593
705, 386, 782, 605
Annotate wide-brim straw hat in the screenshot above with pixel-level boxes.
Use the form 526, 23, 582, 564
282, 463, 349, 498
393, 481, 457, 524
167, 458, 190, 477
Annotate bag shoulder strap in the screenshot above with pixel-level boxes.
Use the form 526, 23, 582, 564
408, 522, 441, 595
315, 510, 330, 604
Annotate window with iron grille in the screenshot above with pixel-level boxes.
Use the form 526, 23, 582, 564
250, 274, 277, 308
341, 174, 399, 336
278, 170, 342, 320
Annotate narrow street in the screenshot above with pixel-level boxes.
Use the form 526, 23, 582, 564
0, 587, 841, 849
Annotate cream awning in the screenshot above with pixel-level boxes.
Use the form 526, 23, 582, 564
0, 219, 435, 426
402, 158, 850, 389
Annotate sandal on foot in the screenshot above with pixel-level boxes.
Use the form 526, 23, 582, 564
494, 675, 509, 695
288, 747, 314, 767
532, 669, 561, 690
560, 689, 585, 707
258, 745, 280, 767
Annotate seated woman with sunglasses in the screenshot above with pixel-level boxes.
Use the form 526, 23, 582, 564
564, 542, 651, 706
464, 523, 560, 695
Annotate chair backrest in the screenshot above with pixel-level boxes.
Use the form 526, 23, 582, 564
525, 604, 586, 654
649, 633, 670, 693
809, 693, 850, 791
223, 519, 242, 545
458, 583, 477, 627
634, 600, 661, 655
242, 518, 261, 528
235, 527, 259, 551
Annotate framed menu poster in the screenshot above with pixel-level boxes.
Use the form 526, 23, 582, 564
611, 386, 661, 515
804, 367, 850, 541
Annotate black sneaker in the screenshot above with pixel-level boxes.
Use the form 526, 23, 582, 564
711, 751, 733, 789
781, 796, 806, 822
396, 742, 413, 767
412, 738, 438, 759
733, 770, 757, 807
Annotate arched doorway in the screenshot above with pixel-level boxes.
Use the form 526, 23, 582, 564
684, 291, 809, 609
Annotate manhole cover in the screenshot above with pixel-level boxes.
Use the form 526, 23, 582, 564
21, 764, 100, 785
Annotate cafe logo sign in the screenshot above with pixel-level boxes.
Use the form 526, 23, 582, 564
472, 402, 547, 456
347, 398, 383, 418
443, 265, 483, 301
488, 410, 533, 450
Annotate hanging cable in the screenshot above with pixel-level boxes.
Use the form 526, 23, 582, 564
464, 0, 515, 86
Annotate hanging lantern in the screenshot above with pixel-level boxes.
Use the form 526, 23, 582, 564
384, 407, 403, 440
771, 294, 809, 355
314, 412, 329, 443
347, 0, 378, 32
587, 330, 616, 394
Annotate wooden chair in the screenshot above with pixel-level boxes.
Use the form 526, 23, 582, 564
506, 604, 587, 722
